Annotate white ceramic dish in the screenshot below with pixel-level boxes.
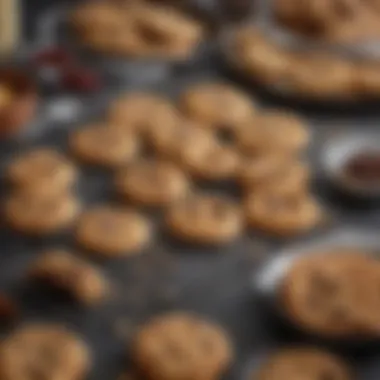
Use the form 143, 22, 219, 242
320, 131, 380, 199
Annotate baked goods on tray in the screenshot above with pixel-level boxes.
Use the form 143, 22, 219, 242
274, 0, 380, 43
225, 25, 380, 101
254, 347, 352, 380
70, 1, 204, 59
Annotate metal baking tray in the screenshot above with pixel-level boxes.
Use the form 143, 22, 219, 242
3, 3, 380, 379
2, 60, 380, 379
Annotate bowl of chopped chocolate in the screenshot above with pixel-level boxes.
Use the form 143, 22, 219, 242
321, 131, 380, 199
0, 67, 38, 138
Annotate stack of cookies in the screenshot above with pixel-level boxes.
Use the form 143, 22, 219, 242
228, 26, 380, 100
70, 1, 204, 60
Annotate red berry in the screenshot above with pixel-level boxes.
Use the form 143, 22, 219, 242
61, 68, 102, 93
34, 47, 73, 68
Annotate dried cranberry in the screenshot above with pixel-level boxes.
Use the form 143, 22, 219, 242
61, 68, 102, 93
34, 47, 74, 68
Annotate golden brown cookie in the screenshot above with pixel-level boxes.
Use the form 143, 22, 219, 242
115, 160, 190, 206
6, 148, 77, 195
132, 312, 233, 380
69, 123, 140, 168
0, 324, 91, 380
29, 249, 109, 305
245, 192, 322, 236
237, 153, 289, 189
76, 206, 151, 257
147, 118, 214, 159
4, 192, 80, 235
255, 347, 352, 380
180, 142, 240, 181
232, 28, 294, 85
71, 2, 124, 34
108, 93, 179, 134
130, 4, 204, 59
243, 161, 310, 196
166, 193, 243, 244
353, 62, 380, 97
180, 83, 256, 131
237, 111, 309, 155
288, 54, 355, 98
281, 252, 377, 337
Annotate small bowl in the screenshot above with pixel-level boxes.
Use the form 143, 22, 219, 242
0, 68, 38, 138
320, 132, 380, 200
253, 228, 380, 347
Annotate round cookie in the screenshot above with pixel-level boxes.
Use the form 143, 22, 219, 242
6, 148, 77, 195
243, 161, 310, 196
115, 160, 190, 207
71, 2, 126, 36
237, 111, 309, 155
108, 93, 179, 134
4, 192, 80, 235
29, 249, 109, 305
180, 83, 256, 131
130, 4, 204, 59
255, 347, 352, 380
0, 324, 91, 380
76, 206, 151, 257
132, 312, 233, 380
180, 142, 240, 181
233, 28, 294, 85
147, 118, 214, 159
245, 192, 322, 236
166, 193, 243, 245
237, 153, 289, 189
69, 123, 140, 168
281, 253, 376, 337
288, 54, 355, 98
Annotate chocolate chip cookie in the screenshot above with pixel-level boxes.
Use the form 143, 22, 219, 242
237, 153, 289, 189
166, 193, 243, 244
0, 324, 91, 380
147, 118, 214, 159
232, 28, 294, 86
29, 249, 109, 305
4, 192, 80, 235
132, 312, 233, 380
6, 148, 77, 196
76, 206, 151, 257
180, 82, 256, 132
180, 142, 240, 181
237, 111, 309, 155
281, 252, 377, 337
115, 159, 190, 206
255, 347, 352, 380
70, 123, 140, 168
243, 161, 310, 196
288, 54, 355, 98
245, 192, 322, 236
108, 93, 179, 135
